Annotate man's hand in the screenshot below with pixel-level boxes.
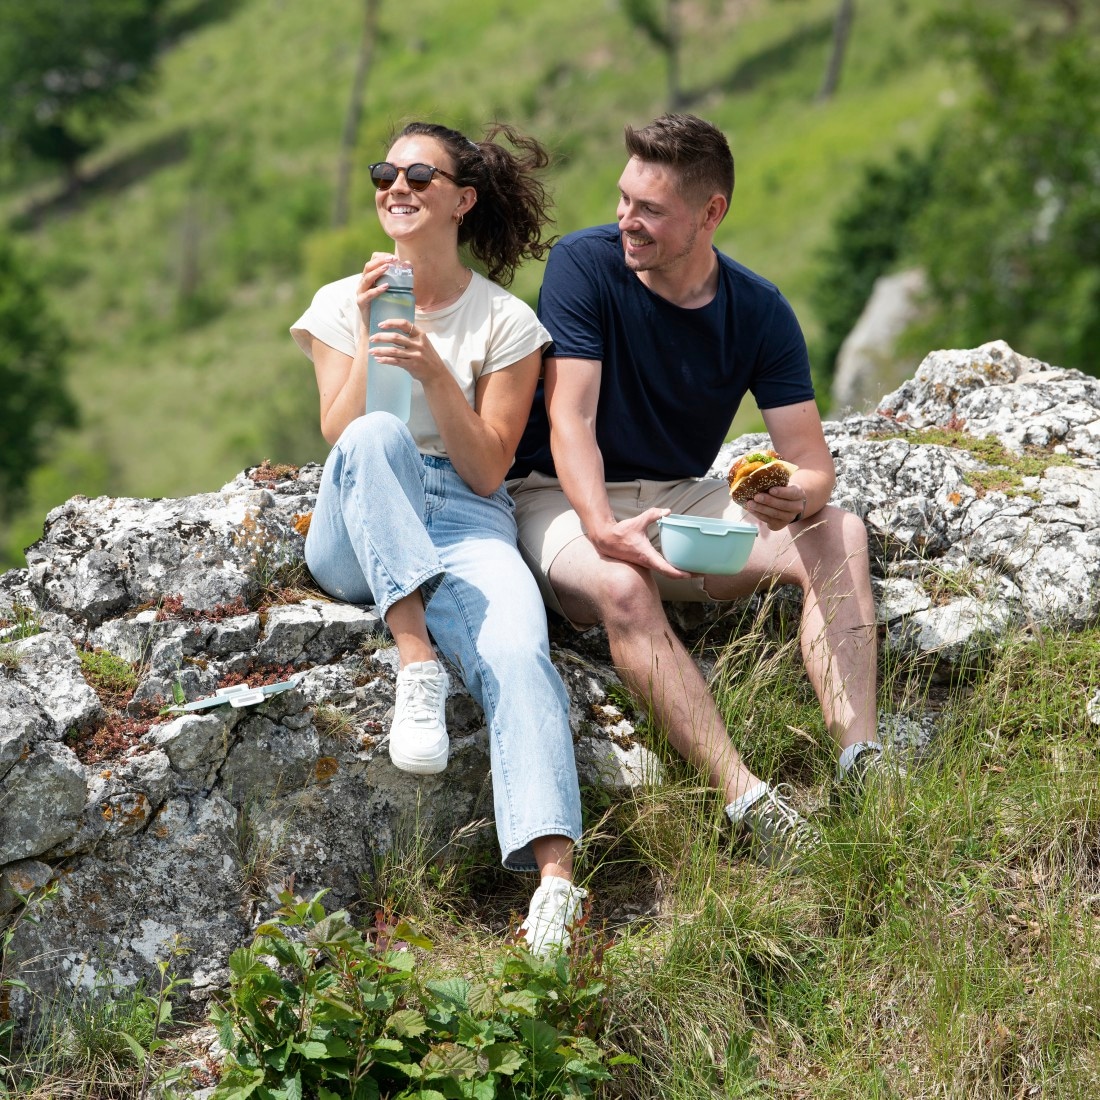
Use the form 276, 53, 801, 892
740, 482, 808, 531
588, 507, 691, 579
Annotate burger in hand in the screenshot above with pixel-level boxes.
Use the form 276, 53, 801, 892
727, 448, 799, 505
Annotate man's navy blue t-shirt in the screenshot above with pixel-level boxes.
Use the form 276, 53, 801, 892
511, 224, 815, 482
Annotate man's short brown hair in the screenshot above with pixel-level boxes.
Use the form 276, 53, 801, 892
624, 113, 734, 212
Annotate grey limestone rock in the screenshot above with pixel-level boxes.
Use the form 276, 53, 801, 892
2, 342, 1099, 1024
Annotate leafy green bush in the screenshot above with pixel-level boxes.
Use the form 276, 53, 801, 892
211, 890, 625, 1100
0, 232, 77, 518
808, 145, 934, 384
909, 11, 1100, 376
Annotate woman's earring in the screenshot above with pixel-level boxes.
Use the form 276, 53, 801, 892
453, 210, 464, 226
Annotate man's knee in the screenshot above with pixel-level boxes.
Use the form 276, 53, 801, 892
803, 505, 869, 556
587, 563, 666, 628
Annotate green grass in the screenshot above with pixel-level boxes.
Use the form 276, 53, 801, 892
0, 0, 964, 567
4, 620, 1100, 1096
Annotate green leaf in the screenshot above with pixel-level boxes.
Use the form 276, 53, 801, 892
484, 1043, 524, 1075
265, 1039, 292, 1072
391, 919, 434, 949
109, 1029, 146, 1067
315, 993, 362, 1021
212, 1064, 268, 1098
498, 989, 539, 1016
609, 1053, 641, 1066
291, 1039, 329, 1059
387, 1008, 428, 1037
517, 1018, 561, 1056
426, 976, 470, 1008
564, 1057, 610, 1080
421, 1043, 479, 1079
379, 948, 417, 973
568, 1034, 602, 1061
465, 981, 496, 1017
371, 1037, 405, 1052
456, 1014, 496, 1047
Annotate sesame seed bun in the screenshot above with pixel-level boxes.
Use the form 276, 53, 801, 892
727, 450, 799, 504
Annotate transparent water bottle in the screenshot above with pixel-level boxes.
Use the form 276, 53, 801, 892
366, 260, 415, 421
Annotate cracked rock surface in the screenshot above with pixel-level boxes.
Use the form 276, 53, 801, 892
2, 342, 1099, 1019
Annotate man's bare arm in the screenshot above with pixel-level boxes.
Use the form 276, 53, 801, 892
750, 400, 837, 530
545, 356, 687, 577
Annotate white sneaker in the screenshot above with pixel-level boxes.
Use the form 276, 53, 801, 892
388, 660, 449, 775
519, 876, 587, 957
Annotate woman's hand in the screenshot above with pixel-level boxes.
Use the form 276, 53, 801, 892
368, 317, 449, 386
354, 252, 399, 323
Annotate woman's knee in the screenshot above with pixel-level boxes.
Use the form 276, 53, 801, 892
337, 411, 413, 464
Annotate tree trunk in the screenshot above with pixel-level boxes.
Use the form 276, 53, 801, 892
817, 0, 855, 103
333, 0, 381, 228
667, 0, 683, 109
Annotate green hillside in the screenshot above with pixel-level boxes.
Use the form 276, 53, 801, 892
0, 0, 958, 565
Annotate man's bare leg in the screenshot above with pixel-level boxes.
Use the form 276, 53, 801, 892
549, 538, 760, 803
706, 505, 879, 750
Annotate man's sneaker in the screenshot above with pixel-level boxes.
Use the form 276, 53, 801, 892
519, 876, 587, 957
832, 743, 908, 809
739, 785, 821, 871
388, 660, 449, 775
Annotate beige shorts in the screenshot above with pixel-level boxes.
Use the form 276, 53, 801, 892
506, 470, 751, 621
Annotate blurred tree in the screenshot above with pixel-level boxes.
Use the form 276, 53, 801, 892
0, 234, 77, 517
817, 0, 855, 101
621, 0, 684, 108
334, 0, 382, 228
910, 5, 1100, 374
809, 146, 934, 381
0, 0, 166, 185
812, 2, 1100, 381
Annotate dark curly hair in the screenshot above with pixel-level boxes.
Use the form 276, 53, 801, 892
391, 121, 556, 286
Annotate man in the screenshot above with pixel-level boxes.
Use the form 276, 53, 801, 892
508, 113, 891, 868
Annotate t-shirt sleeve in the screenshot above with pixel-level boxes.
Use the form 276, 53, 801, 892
536, 236, 606, 361
481, 292, 551, 377
289, 276, 359, 361
749, 289, 816, 409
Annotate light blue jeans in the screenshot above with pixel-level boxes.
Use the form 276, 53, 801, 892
305, 412, 582, 871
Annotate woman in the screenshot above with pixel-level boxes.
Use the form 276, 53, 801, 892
290, 122, 584, 954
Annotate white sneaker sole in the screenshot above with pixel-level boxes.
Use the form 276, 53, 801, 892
388, 741, 449, 775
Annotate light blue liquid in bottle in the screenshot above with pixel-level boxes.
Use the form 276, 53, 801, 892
366, 260, 415, 421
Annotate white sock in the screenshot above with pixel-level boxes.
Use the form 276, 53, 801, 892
837, 741, 882, 776
725, 781, 769, 825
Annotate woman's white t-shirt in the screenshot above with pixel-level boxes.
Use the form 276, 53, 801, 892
291, 271, 550, 459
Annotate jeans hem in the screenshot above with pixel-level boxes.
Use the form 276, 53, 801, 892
501, 824, 582, 874
375, 567, 445, 621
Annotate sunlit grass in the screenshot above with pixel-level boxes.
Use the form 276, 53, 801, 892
0, 0, 959, 568
4, 622, 1100, 1095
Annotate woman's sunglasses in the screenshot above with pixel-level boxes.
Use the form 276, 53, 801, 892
369, 162, 460, 192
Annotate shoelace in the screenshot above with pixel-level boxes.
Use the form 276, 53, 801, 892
759, 785, 816, 852
847, 747, 884, 791
522, 882, 586, 945
397, 671, 445, 724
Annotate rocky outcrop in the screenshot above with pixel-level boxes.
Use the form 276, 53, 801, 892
831, 268, 929, 413
2, 341, 1099, 1022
